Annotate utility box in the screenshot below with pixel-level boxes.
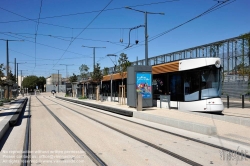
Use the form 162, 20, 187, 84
127, 65, 153, 107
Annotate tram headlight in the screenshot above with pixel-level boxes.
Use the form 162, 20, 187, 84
215, 60, 220, 68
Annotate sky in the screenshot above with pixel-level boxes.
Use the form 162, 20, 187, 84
0, 0, 249, 78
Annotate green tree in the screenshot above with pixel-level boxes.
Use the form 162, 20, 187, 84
79, 64, 89, 80
117, 53, 131, 85
0, 64, 5, 87
37, 76, 46, 91
8, 70, 16, 84
69, 73, 78, 83
103, 67, 109, 76
22, 75, 39, 91
117, 53, 131, 104
91, 63, 103, 84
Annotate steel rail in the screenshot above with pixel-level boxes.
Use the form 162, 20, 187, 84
52, 96, 250, 159
45, 96, 202, 166
21, 97, 31, 166
35, 96, 107, 166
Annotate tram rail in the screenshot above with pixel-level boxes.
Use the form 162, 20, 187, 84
48, 96, 250, 160
35, 96, 107, 166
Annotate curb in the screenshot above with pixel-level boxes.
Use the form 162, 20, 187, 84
56, 96, 133, 117
0, 97, 28, 141
133, 112, 217, 135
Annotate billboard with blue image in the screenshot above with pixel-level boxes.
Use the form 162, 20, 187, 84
136, 72, 152, 98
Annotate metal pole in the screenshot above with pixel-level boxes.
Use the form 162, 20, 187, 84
66, 65, 68, 78
21, 70, 22, 91
14, 58, 16, 82
227, 95, 229, 108
6, 40, 9, 99
227, 41, 229, 75
16, 63, 19, 87
58, 70, 59, 93
242, 95, 244, 109
17, 63, 18, 87
6, 40, 9, 76
145, 12, 148, 66
111, 73, 113, 101
93, 47, 95, 71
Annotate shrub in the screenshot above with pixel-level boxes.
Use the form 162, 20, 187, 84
2, 98, 11, 103
78, 96, 87, 99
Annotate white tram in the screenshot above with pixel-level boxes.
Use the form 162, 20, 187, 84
153, 57, 224, 113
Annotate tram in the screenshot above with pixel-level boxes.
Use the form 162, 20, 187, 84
153, 57, 224, 113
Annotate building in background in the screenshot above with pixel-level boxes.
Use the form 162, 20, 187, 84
46, 74, 66, 93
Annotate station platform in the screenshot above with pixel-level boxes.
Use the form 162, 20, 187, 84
52, 92, 250, 148
1, 92, 249, 153
0, 97, 28, 141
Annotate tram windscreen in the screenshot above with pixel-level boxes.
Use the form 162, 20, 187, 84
200, 66, 221, 99
184, 66, 221, 101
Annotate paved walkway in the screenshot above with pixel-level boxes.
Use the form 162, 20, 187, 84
1, 92, 250, 151
53, 92, 250, 147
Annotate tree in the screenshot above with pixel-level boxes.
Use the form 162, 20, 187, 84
91, 63, 103, 84
22, 75, 39, 91
69, 73, 78, 83
8, 70, 16, 84
103, 67, 109, 76
79, 64, 89, 80
117, 53, 131, 84
117, 53, 131, 104
37, 76, 46, 91
0, 64, 5, 87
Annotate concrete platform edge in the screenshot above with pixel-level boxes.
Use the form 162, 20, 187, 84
57, 96, 217, 135
0, 97, 28, 141
182, 111, 250, 127
133, 112, 217, 135
56, 96, 133, 117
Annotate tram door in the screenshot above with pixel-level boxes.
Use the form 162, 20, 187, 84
169, 73, 183, 109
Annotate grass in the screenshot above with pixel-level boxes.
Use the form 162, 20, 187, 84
78, 96, 87, 99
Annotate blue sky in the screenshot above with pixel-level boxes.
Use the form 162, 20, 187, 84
0, 0, 249, 78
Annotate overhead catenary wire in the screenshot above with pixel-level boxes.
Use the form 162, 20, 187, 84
102, 0, 235, 62
51, 0, 114, 69
2, 33, 93, 58
148, 0, 235, 42
0, 0, 179, 30
34, 0, 43, 68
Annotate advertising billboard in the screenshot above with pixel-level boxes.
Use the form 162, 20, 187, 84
136, 72, 152, 98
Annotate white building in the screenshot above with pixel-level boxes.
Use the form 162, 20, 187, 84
46, 74, 62, 85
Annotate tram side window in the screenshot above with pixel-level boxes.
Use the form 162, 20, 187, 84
184, 71, 200, 101
201, 68, 220, 99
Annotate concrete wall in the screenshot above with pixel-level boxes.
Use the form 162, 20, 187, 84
46, 84, 66, 92
46, 74, 62, 85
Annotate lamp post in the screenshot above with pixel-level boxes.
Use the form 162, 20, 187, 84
82, 45, 106, 72
59, 64, 74, 79
125, 7, 164, 66
0, 39, 24, 99
107, 54, 117, 101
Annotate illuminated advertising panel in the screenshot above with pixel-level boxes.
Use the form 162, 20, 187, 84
136, 72, 152, 98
